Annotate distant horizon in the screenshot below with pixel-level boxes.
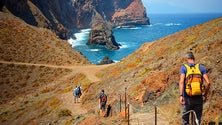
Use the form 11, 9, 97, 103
146, 12, 222, 15
142, 0, 222, 14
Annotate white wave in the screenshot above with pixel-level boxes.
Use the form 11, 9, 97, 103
120, 44, 128, 49
113, 60, 120, 63
152, 23, 163, 26
129, 27, 142, 30
67, 38, 85, 47
115, 26, 141, 30
88, 49, 101, 52
81, 28, 91, 32
68, 28, 91, 47
165, 23, 181, 26
119, 42, 128, 48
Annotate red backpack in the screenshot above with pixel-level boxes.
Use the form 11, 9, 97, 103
100, 94, 107, 102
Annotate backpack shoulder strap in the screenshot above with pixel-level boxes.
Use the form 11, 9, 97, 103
183, 63, 202, 77
183, 64, 190, 77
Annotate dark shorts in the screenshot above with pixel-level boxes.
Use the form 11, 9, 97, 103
74, 94, 80, 98
182, 96, 203, 125
100, 102, 106, 110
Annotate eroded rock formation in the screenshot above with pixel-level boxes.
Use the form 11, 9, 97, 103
112, 0, 150, 26
0, 0, 149, 49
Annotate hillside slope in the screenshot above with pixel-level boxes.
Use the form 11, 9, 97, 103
0, 12, 95, 124
82, 16, 222, 124
0, 12, 89, 65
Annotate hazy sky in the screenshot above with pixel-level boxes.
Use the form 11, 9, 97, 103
142, 0, 222, 14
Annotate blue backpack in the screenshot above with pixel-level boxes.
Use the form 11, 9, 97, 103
74, 86, 81, 95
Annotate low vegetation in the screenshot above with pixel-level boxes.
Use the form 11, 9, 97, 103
0, 12, 221, 124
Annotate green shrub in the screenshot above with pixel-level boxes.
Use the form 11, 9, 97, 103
58, 109, 72, 117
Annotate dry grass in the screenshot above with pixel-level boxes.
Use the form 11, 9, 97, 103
0, 62, 72, 104
0, 12, 93, 124
0, 12, 89, 66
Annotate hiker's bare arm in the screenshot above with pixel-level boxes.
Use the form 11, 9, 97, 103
203, 74, 210, 96
179, 74, 185, 104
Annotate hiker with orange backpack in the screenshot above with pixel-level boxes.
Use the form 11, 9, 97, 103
99, 89, 107, 117
179, 52, 210, 125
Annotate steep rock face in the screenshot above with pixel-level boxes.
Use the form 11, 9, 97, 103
112, 0, 150, 26
69, 0, 149, 50
0, 0, 149, 50
87, 21, 121, 50
1, 0, 76, 39
0, 0, 149, 39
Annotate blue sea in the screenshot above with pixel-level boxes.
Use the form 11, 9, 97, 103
68, 13, 222, 64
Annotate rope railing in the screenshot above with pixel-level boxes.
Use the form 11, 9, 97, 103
156, 106, 199, 124
87, 85, 217, 124
129, 104, 154, 113
127, 101, 199, 125
123, 88, 203, 125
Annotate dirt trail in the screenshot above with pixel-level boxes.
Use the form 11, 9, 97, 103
0, 60, 113, 82
0, 60, 113, 116
130, 113, 169, 125
0, 61, 170, 123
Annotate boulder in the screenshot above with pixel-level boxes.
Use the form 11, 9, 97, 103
97, 56, 114, 65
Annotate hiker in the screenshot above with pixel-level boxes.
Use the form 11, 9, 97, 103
99, 89, 107, 117
73, 86, 81, 103
179, 52, 210, 125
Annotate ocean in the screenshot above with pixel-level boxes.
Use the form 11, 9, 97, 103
68, 13, 222, 64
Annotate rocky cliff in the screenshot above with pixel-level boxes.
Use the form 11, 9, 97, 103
0, 0, 149, 39
112, 0, 149, 26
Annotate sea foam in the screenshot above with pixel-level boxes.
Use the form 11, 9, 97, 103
68, 29, 91, 47
165, 23, 182, 26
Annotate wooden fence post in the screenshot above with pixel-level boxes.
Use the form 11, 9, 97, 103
128, 103, 130, 125
120, 94, 121, 113
155, 105, 157, 125
125, 87, 127, 119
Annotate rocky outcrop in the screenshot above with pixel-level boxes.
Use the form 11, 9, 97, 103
97, 56, 114, 65
0, 0, 75, 39
87, 0, 148, 50
87, 20, 121, 50
112, 0, 150, 26
0, 0, 149, 50
0, 0, 149, 40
